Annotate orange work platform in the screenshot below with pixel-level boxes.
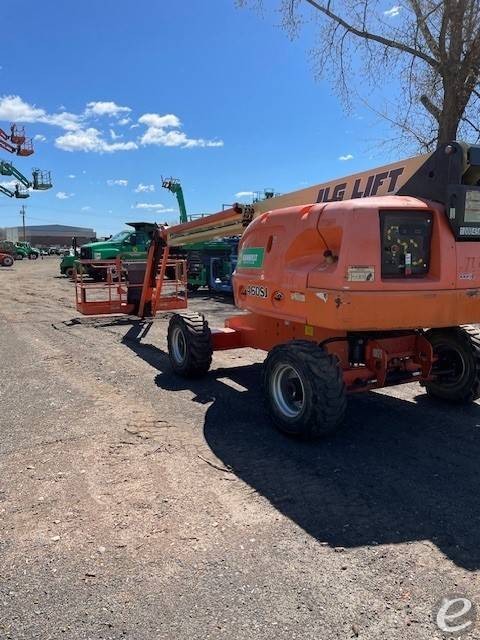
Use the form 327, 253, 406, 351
75, 247, 187, 317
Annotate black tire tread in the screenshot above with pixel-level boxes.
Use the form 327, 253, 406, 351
425, 325, 480, 403
263, 340, 346, 438
168, 312, 212, 377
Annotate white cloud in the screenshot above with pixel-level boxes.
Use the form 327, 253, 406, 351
134, 203, 174, 211
33, 134, 46, 142
56, 191, 74, 199
0, 95, 221, 154
107, 178, 128, 187
0, 95, 46, 123
68, 174, 76, 179
0, 96, 133, 137
55, 127, 138, 153
0, 95, 82, 131
109, 129, 123, 140
141, 126, 223, 148
0, 179, 17, 189
45, 111, 82, 130
81, 205, 91, 211
339, 153, 354, 161
138, 111, 223, 149
134, 183, 155, 193
235, 191, 255, 198
384, 5, 401, 17
85, 101, 131, 117
138, 113, 181, 129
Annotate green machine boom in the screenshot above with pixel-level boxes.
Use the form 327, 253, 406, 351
161, 177, 238, 293
0, 162, 52, 198
161, 177, 189, 224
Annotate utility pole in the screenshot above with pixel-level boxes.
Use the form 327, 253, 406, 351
20, 204, 26, 241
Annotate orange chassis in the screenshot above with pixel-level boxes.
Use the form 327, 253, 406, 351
210, 313, 434, 393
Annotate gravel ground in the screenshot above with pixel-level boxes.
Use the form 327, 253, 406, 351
1, 257, 480, 639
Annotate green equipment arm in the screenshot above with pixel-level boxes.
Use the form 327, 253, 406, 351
0, 185, 14, 197
161, 177, 188, 224
0, 161, 31, 188
0, 183, 30, 199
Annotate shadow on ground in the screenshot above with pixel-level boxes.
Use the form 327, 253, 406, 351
122, 320, 480, 570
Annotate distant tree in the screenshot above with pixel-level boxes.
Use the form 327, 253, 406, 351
237, 0, 480, 151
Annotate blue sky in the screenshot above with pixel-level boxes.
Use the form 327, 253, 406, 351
0, 0, 399, 236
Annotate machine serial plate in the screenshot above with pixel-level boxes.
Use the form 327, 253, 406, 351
347, 266, 375, 282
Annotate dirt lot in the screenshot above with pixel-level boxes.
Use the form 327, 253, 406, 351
1, 257, 480, 639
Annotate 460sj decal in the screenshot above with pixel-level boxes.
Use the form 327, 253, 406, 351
245, 285, 268, 298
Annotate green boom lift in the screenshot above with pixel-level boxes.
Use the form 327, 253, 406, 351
0, 161, 52, 198
161, 177, 238, 293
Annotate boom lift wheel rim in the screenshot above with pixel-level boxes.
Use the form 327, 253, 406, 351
270, 363, 306, 419
425, 326, 480, 403
170, 325, 188, 365
263, 341, 347, 438
167, 312, 213, 377
431, 343, 466, 388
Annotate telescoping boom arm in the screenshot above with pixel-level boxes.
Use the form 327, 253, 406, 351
0, 162, 53, 198
0, 161, 31, 188
0, 185, 14, 198
161, 177, 188, 224
164, 142, 480, 246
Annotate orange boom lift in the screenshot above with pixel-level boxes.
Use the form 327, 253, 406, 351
76, 141, 480, 437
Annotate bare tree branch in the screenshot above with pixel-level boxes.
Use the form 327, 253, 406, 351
239, 0, 480, 149
302, 0, 439, 67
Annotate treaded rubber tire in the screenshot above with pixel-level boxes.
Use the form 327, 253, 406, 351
168, 312, 213, 377
425, 325, 480, 403
65, 267, 74, 278
15, 254, 23, 260
263, 340, 347, 438
1, 255, 14, 267
28, 253, 38, 260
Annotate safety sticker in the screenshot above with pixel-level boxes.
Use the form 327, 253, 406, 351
347, 266, 375, 282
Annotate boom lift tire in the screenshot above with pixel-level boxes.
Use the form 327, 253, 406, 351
28, 253, 38, 260
15, 253, 23, 260
168, 312, 213, 377
65, 267, 74, 278
1, 255, 14, 267
263, 341, 347, 438
424, 326, 480, 403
